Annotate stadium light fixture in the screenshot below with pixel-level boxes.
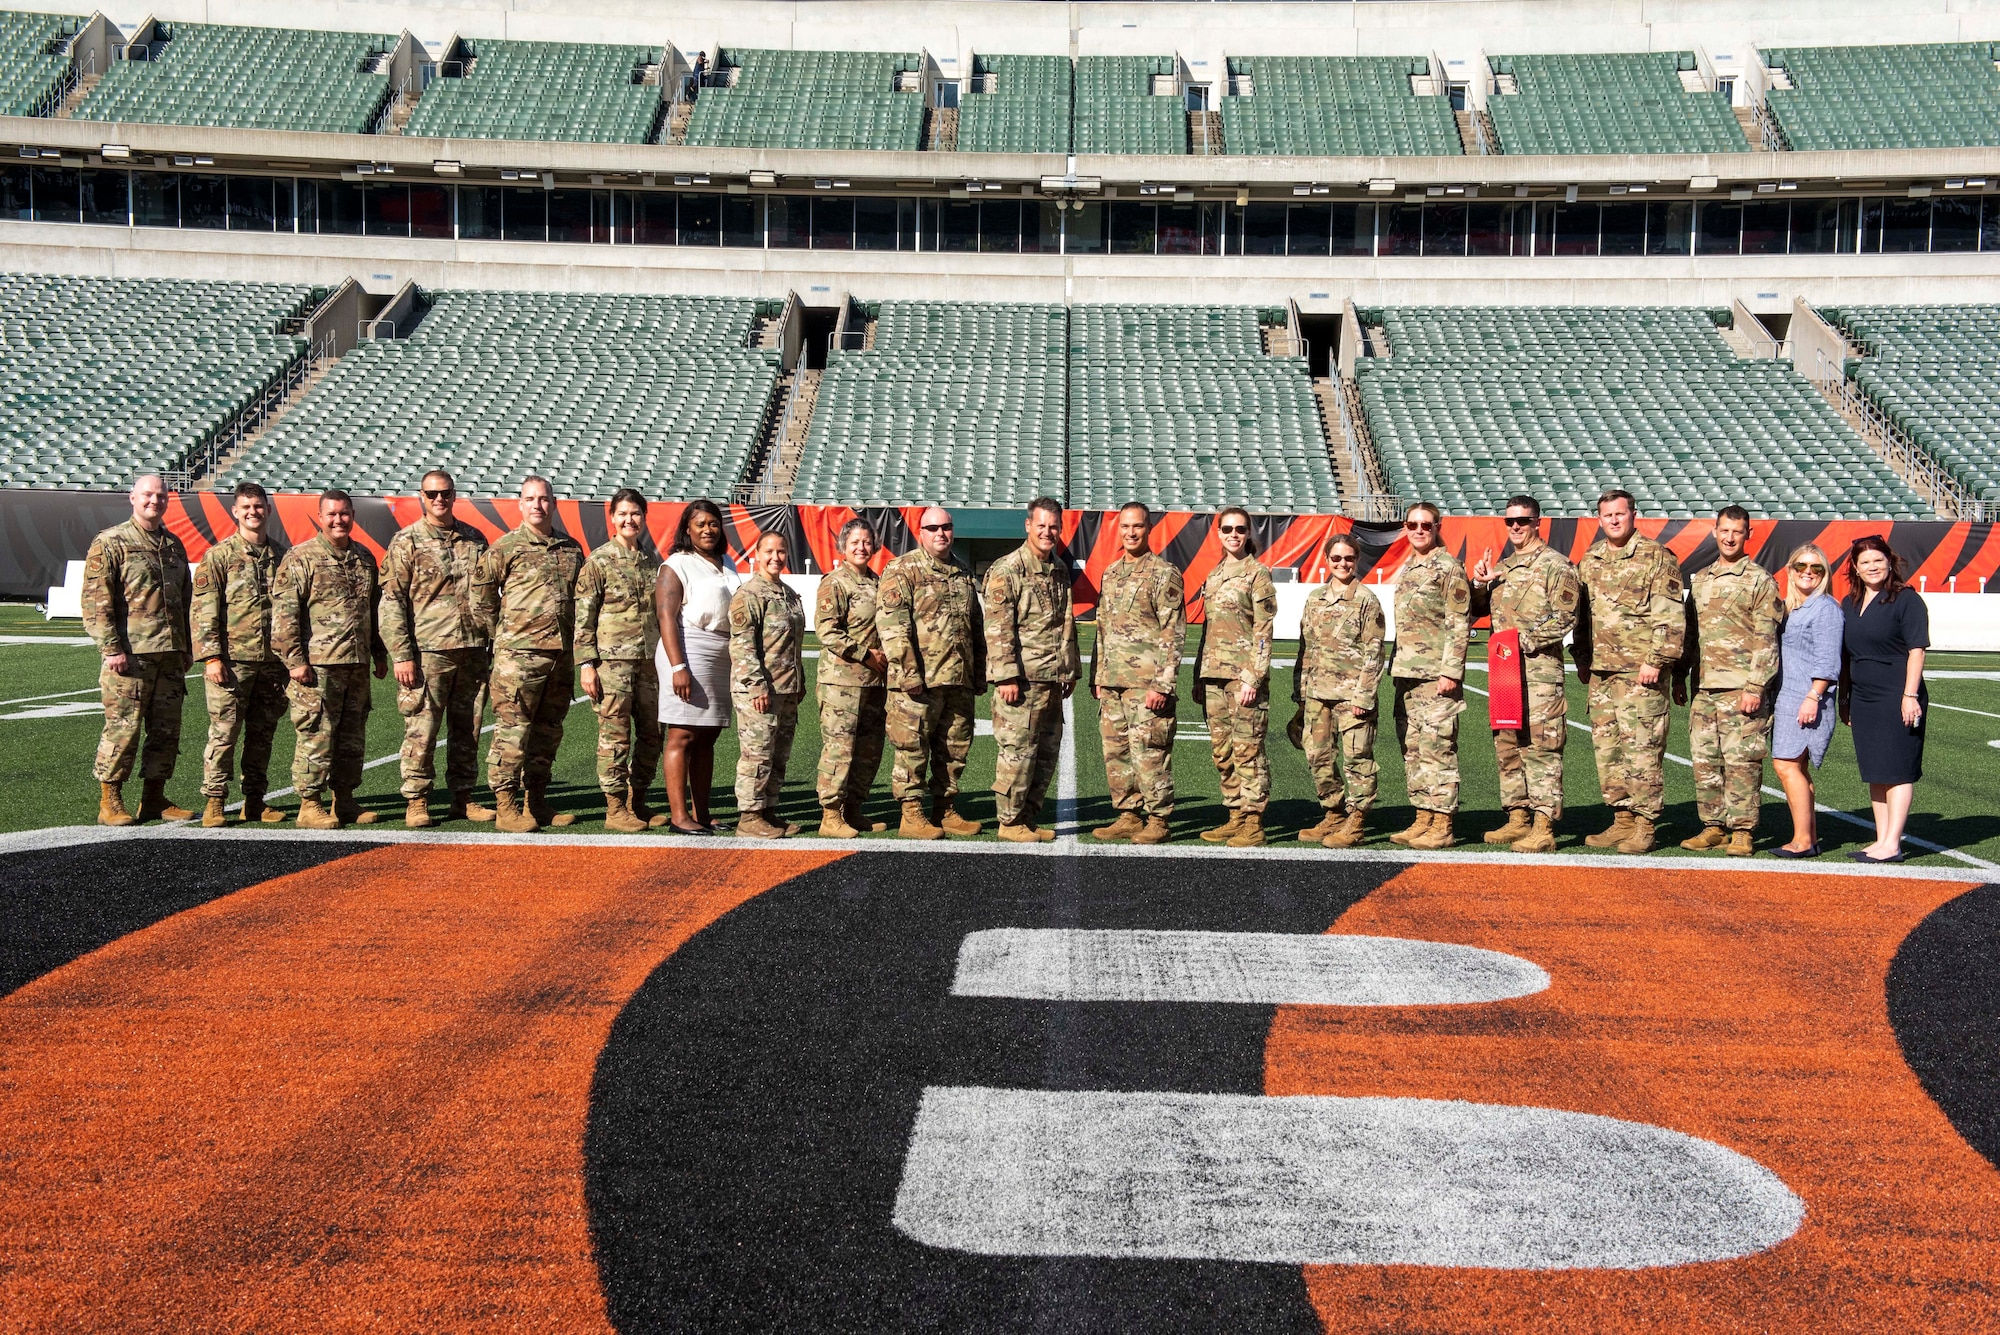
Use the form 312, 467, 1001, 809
432, 160, 461, 175
194, 156, 213, 166
501, 170, 519, 181
173, 155, 194, 166
99, 144, 130, 160
1689, 175, 1719, 191
1293, 185, 1311, 196
749, 171, 776, 187
1038, 174, 1100, 194
1367, 179, 1395, 194
1563, 185, 1578, 202
1756, 182, 1776, 193
1908, 184, 1933, 197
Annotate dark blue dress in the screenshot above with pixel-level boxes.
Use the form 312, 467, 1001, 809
1842, 591, 1928, 786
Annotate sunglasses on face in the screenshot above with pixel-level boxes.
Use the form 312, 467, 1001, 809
1327, 554, 1357, 564
1504, 516, 1536, 527
921, 523, 953, 532
1792, 562, 1825, 573
1219, 524, 1248, 535
423, 489, 455, 500
1404, 520, 1436, 532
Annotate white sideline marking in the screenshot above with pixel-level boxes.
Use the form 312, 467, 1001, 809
0, 669, 201, 717
1930, 702, 2000, 721
892, 1087, 1805, 1269
1056, 694, 1078, 843
0, 635, 94, 646
1460, 680, 1997, 870
951, 928, 1548, 1006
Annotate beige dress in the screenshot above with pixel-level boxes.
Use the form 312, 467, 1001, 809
657, 550, 742, 727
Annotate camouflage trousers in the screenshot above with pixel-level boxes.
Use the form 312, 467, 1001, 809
887, 685, 975, 803
1586, 671, 1670, 821
1099, 686, 1176, 817
734, 691, 798, 814
288, 663, 371, 798
201, 659, 288, 798
992, 682, 1065, 827
395, 647, 488, 800
487, 649, 571, 794
1203, 681, 1270, 813
1394, 676, 1465, 813
1493, 676, 1569, 819
1688, 688, 1774, 831
592, 658, 664, 794
816, 681, 886, 810
95, 651, 187, 784
1303, 697, 1378, 813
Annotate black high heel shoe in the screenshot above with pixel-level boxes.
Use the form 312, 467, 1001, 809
1769, 843, 1820, 859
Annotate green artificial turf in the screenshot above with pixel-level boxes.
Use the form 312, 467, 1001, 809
3, 603, 1996, 868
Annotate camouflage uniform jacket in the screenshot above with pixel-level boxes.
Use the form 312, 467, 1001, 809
574, 540, 661, 665
1091, 552, 1184, 695
1679, 556, 1782, 693
378, 518, 489, 662
815, 561, 885, 687
1295, 580, 1385, 703
984, 542, 1081, 686
1391, 546, 1471, 681
474, 526, 586, 653
729, 573, 806, 697
1573, 535, 1686, 675
1470, 542, 1580, 684
83, 518, 191, 658
191, 533, 278, 664
272, 535, 384, 669
877, 548, 985, 692
1195, 554, 1276, 686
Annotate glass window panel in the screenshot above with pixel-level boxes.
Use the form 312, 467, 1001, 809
1108, 202, 1156, 255
547, 188, 591, 244
1983, 197, 1999, 253
80, 169, 128, 226
1550, 203, 1597, 256
1199, 202, 1223, 256
1741, 200, 1787, 255
854, 196, 896, 251
1530, 201, 1556, 256
898, 198, 918, 251
613, 191, 633, 244
723, 195, 761, 247
1646, 201, 1691, 255
763, 195, 805, 249
681, 192, 723, 246
458, 186, 501, 240
1880, 198, 1929, 253
1788, 198, 1843, 254
1379, 203, 1421, 256
0, 163, 30, 220
936, 199, 978, 253
1600, 202, 1646, 256
1158, 202, 1200, 255
1696, 202, 1741, 255
978, 199, 1020, 252
30, 166, 78, 223
294, 176, 317, 233
1333, 203, 1374, 256
227, 176, 274, 231
1240, 202, 1285, 256
503, 187, 545, 242
364, 183, 411, 238
1931, 196, 1978, 252
590, 190, 613, 244
316, 181, 361, 236
1066, 202, 1104, 254
1424, 202, 1467, 257
1029, 201, 1062, 254
275, 178, 295, 232
1286, 203, 1331, 256
1466, 202, 1518, 256
812, 196, 855, 250
181, 174, 227, 230
1859, 199, 1884, 253
629, 192, 673, 245
411, 184, 451, 239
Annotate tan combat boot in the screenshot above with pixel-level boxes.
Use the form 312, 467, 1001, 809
1511, 811, 1557, 853
737, 810, 787, 839
1131, 814, 1172, 845
527, 784, 577, 828
331, 788, 378, 825
1093, 811, 1145, 842
136, 779, 194, 823
243, 790, 285, 824
1389, 810, 1433, 845
818, 806, 860, 839
1727, 829, 1755, 858
201, 796, 228, 828
448, 790, 496, 823
1322, 810, 1368, 848
1201, 810, 1243, 843
997, 822, 1041, 843
1410, 813, 1456, 850
899, 800, 945, 840
1616, 815, 1658, 855
295, 792, 343, 830
405, 797, 434, 829
1484, 809, 1533, 845
632, 785, 670, 829
1226, 812, 1266, 848
844, 800, 887, 833
603, 792, 647, 834
1584, 810, 1635, 848
97, 781, 136, 827
1298, 809, 1345, 844
934, 800, 982, 837
1680, 825, 1729, 851
494, 790, 539, 834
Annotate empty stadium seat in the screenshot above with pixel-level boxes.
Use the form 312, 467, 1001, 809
958, 54, 1071, 154
1355, 306, 1931, 519
683, 48, 923, 152
0, 9, 84, 117
1073, 56, 1184, 156
72, 21, 396, 134
1826, 304, 2000, 503
1486, 52, 1747, 154
1763, 42, 2000, 150
405, 38, 662, 144
1222, 56, 1461, 157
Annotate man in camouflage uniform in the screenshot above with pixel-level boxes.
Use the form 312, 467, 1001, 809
379, 468, 491, 828
1573, 488, 1687, 854
1390, 502, 1471, 851
985, 498, 1081, 843
1469, 494, 1581, 854
1675, 505, 1782, 856
814, 517, 890, 838
1091, 502, 1184, 845
272, 489, 389, 830
472, 475, 586, 833
577, 488, 664, 833
877, 505, 986, 840
84, 473, 194, 825
191, 481, 288, 827
1291, 535, 1385, 849
730, 531, 807, 838
1196, 509, 1278, 847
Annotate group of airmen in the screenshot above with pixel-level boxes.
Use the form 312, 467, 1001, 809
83, 471, 1782, 854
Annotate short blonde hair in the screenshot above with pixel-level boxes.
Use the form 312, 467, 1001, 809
1785, 543, 1831, 612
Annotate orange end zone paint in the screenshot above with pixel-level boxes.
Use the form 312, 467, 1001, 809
1268, 863, 2000, 1333
0, 844, 846, 1333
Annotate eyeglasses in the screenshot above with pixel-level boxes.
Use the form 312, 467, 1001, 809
921, 522, 953, 532
1218, 524, 1249, 535
1327, 554, 1357, 564
1791, 562, 1826, 573
1503, 516, 1537, 527
422, 488, 455, 500
1404, 520, 1437, 532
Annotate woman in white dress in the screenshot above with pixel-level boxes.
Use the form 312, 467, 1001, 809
654, 499, 742, 834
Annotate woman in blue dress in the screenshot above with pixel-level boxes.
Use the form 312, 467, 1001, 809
1768, 544, 1841, 858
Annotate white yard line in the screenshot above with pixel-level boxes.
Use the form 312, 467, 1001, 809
0, 635, 95, 646
1056, 694, 1078, 844
1929, 702, 2000, 721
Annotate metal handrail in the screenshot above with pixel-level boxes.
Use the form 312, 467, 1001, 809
1807, 348, 1985, 520
162, 327, 337, 491
735, 365, 805, 504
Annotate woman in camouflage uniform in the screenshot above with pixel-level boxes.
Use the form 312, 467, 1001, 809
1195, 507, 1278, 848
1290, 532, 1386, 849
728, 531, 806, 838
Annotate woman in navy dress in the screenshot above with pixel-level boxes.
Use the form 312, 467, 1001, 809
1837, 535, 1928, 863
1769, 544, 1842, 857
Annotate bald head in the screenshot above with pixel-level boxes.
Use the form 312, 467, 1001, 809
129, 473, 168, 530
917, 506, 954, 559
